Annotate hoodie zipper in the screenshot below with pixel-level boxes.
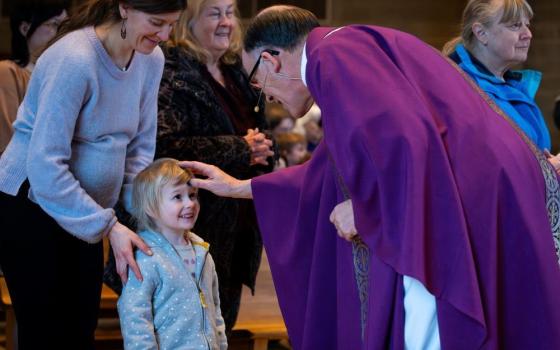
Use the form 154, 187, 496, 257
169, 237, 212, 350
195, 250, 211, 350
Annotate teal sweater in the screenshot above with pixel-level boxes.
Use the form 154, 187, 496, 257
0, 26, 163, 242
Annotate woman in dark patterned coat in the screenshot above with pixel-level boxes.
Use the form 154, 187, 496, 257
155, 0, 274, 332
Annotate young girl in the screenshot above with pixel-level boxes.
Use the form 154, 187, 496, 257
118, 158, 227, 350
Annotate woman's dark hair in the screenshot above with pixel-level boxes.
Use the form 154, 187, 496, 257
51, 0, 187, 46
9, 0, 69, 67
244, 5, 319, 53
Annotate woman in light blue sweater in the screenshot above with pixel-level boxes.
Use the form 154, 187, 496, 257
0, 0, 185, 348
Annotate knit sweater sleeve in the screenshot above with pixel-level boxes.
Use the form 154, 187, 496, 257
25, 47, 116, 243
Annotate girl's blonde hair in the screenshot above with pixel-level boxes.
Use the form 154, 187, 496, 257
168, 0, 242, 65
442, 0, 533, 55
131, 158, 194, 232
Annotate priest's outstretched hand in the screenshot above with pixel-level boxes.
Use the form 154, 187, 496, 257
179, 160, 253, 199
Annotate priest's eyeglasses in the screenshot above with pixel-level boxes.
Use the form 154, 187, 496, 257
247, 49, 279, 83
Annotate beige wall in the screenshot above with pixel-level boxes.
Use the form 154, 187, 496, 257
0, 0, 558, 147
328, 0, 464, 49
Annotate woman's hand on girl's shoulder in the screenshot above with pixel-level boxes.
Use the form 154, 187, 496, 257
108, 222, 152, 284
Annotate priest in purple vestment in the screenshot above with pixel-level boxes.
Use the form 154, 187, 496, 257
184, 5, 560, 350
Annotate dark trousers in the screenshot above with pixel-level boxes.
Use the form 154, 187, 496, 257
0, 182, 103, 350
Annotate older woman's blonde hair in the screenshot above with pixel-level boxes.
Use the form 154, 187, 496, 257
168, 0, 242, 65
131, 158, 194, 233
442, 0, 533, 55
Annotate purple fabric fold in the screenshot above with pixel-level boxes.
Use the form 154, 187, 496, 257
252, 25, 560, 349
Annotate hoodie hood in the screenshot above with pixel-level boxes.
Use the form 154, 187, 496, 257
138, 229, 209, 250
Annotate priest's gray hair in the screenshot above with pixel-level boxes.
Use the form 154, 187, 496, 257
244, 5, 320, 53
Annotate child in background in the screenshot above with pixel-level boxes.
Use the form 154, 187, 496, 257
303, 119, 323, 152
266, 102, 295, 136
118, 158, 227, 350
276, 132, 309, 169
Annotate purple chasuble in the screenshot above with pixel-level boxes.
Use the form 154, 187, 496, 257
252, 26, 560, 350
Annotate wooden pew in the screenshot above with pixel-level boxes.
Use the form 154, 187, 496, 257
232, 251, 290, 350
233, 321, 288, 350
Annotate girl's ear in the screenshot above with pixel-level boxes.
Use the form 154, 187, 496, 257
145, 207, 158, 220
